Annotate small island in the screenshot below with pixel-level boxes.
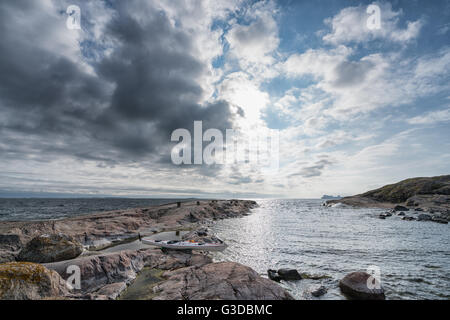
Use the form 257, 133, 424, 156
321, 195, 342, 200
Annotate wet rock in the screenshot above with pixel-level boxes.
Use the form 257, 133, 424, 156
268, 268, 302, 281
0, 262, 69, 300
278, 268, 302, 280
17, 234, 83, 263
339, 272, 385, 300
267, 269, 281, 282
309, 285, 327, 297
402, 216, 416, 221
397, 212, 406, 216
153, 262, 293, 300
393, 205, 409, 212
414, 208, 424, 212
431, 216, 448, 224
417, 214, 432, 221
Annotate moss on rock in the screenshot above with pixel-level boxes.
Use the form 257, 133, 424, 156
0, 262, 68, 300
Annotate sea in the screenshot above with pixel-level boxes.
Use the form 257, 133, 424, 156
0, 198, 448, 300
0, 198, 188, 221
211, 199, 450, 300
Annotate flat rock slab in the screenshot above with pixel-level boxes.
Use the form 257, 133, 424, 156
17, 234, 83, 263
153, 262, 294, 300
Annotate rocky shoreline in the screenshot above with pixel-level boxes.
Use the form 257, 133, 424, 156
325, 175, 450, 224
0, 200, 295, 300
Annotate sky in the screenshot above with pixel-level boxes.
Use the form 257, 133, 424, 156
0, 0, 449, 199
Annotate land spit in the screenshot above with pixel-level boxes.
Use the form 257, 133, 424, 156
0, 200, 293, 300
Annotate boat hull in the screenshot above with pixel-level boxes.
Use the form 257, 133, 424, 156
142, 238, 227, 251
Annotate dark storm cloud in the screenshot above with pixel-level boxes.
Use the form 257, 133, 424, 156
0, 0, 233, 166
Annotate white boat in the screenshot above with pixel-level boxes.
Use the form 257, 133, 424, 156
142, 238, 227, 251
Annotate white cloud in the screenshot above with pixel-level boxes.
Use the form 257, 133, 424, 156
415, 48, 450, 78
225, 0, 280, 80
407, 108, 450, 124
281, 45, 450, 121
322, 2, 423, 45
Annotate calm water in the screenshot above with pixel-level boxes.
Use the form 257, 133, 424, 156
0, 198, 191, 221
211, 199, 450, 300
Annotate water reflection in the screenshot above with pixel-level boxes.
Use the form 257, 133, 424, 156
211, 199, 450, 300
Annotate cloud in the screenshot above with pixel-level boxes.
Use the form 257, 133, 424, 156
322, 2, 423, 45
407, 108, 450, 124
281, 44, 450, 121
226, 2, 279, 62
0, 1, 449, 198
0, 0, 235, 167
289, 158, 334, 178
225, 0, 280, 79
438, 23, 450, 35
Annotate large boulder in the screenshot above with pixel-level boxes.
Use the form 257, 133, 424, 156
339, 272, 385, 300
0, 262, 68, 300
153, 262, 293, 300
309, 285, 327, 297
17, 234, 83, 263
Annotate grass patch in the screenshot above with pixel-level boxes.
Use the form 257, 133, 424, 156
119, 268, 165, 300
